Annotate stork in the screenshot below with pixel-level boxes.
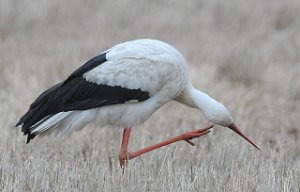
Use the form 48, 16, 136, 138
16, 39, 259, 168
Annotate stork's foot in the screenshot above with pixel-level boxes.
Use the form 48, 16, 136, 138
180, 125, 214, 146
118, 152, 128, 169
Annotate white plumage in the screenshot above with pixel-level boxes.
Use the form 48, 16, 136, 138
29, 39, 189, 135
16, 39, 259, 164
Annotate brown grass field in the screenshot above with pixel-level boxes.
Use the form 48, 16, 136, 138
1, 0, 300, 191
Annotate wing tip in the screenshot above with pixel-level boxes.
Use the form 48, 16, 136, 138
15, 120, 23, 127
26, 133, 36, 144
16, 118, 37, 144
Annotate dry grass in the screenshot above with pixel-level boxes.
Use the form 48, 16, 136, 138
1, 0, 300, 191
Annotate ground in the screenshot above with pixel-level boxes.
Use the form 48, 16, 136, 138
0, 0, 299, 191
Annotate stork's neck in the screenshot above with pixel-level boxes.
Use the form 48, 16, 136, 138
176, 85, 233, 126
178, 86, 218, 112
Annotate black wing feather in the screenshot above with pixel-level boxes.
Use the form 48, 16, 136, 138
16, 52, 107, 128
66, 52, 107, 81
16, 52, 150, 143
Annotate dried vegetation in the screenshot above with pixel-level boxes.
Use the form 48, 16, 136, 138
0, 0, 299, 191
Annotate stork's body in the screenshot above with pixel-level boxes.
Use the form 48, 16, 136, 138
16, 39, 259, 168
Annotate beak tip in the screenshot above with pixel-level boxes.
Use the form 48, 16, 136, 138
228, 123, 260, 151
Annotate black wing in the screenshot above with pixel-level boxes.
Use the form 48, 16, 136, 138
65, 52, 107, 81
16, 52, 150, 143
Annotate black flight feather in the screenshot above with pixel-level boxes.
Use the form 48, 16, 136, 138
66, 52, 107, 81
16, 52, 150, 143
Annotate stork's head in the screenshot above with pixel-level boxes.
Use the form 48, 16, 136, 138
202, 101, 260, 150
184, 87, 259, 150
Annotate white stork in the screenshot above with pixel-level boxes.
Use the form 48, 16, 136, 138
16, 39, 259, 167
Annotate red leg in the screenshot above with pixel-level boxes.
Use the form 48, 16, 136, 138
119, 127, 131, 168
118, 125, 213, 168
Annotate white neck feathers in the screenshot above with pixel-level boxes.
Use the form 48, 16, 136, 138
176, 85, 233, 127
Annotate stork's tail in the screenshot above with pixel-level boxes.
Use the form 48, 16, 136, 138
16, 112, 72, 143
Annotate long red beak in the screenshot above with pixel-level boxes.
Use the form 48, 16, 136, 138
227, 123, 260, 150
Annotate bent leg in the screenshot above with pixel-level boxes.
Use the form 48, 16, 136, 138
118, 125, 213, 168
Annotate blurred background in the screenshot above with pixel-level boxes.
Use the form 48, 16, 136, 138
1, 0, 299, 191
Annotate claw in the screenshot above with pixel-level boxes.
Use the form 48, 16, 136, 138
119, 153, 128, 173
184, 139, 195, 146
181, 126, 212, 145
